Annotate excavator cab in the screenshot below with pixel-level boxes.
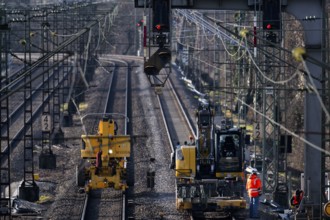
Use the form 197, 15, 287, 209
221, 135, 237, 157
215, 128, 245, 178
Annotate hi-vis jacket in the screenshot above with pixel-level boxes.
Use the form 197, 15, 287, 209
246, 173, 262, 198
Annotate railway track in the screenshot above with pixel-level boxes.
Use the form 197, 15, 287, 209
0, 2, 131, 219
159, 67, 250, 220
156, 71, 195, 220
80, 57, 131, 220
158, 74, 196, 148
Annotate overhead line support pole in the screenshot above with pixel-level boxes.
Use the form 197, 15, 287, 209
287, 0, 323, 218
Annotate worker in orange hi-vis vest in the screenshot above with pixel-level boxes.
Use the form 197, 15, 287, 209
246, 171, 262, 218
290, 189, 304, 211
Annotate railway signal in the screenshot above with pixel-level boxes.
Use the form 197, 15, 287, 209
143, 0, 172, 87
137, 19, 143, 27
265, 31, 277, 44
263, 0, 280, 45
262, 0, 281, 31
152, 0, 170, 33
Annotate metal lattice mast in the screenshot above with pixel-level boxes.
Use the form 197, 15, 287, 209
268, 27, 292, 207
213, 12, 221, 116
0, 6, 11, 216
52, 6, 60, 131
51, 6, 62, 145
39, 7, 54, 168
86, 4, 97, 84
276, 35, 289, 207
234, 11, 244, 126
259, 38, 288, 203
62, 4, 71, 127
20, 10, 39, 201
67, 3, 78, 118
196, 25, 202, 92
225, 12, 234, 121
261, 49, 280, 195
75, 6, 86, 106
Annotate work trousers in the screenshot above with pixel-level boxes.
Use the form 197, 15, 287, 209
249, 196, 260, 218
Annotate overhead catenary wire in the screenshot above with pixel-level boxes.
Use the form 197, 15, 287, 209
175, 9, 322, 25
0, 11, 114, 99
175, 9, 303, 86
99, 12, 117, 49
237, 97, 330, 156
70, 56, 116, 153
93, 20, 102, 52
174, 11, 328, 115
173, 13, 246, 60
174, 8, 330, 162
177, 9, 283, 71
215, 16, 330, 128
194, 13, 323, 87
302, 60, 330, 123
215, 15, 330, 72
174, 9, 330, 151
176, 9, 244, 48
243, 37, 302, 85
175, 8, 328, 98
69, 6, 119, 104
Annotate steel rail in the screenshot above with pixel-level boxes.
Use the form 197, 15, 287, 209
169, 76, 196, 140
157, 70, 196, 220
80, 61, 115, 220
80, 195, 88, 220
157, 76, 195, 153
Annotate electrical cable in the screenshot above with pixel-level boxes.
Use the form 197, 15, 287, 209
93, 21, 101, 53
302, 60, 330, 123
175, 9, 330, 161
237, 97, 330, 156
175, 7, 327, 119
175, 10, 294, 85
205, 15, 310, 86
243, 37, 302, 85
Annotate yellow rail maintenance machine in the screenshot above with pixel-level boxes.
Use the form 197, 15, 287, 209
76, 117, 130, 192
173, 103, 247, 219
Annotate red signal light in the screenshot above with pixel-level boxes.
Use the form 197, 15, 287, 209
137, 20, 144, 27
266, 24, 272, 29
156, 24, 161, 30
